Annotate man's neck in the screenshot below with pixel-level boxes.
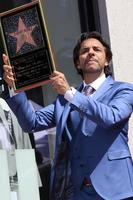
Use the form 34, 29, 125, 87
83, 72, 105, 84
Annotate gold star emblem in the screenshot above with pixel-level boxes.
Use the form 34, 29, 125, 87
9, 17, 37, 53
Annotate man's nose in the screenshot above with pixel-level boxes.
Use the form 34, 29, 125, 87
88, 48, 94, 54
87, 48, 95, 56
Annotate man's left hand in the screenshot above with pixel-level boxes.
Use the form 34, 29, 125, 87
50, 71, 70, 95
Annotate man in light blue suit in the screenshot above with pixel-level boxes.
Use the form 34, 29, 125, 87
3, 31, 133, 200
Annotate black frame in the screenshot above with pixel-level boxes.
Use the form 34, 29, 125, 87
0, 0, 56, 92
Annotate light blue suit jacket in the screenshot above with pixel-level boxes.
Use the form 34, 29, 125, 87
6, 76, 133, 200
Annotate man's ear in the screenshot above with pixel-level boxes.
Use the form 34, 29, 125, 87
105, 62, 109, 66
77, 65, 80, 69
76, 61, 80, 69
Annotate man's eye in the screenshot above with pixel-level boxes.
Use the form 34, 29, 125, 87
79, 49, 88, 54
94, 47, 102, 52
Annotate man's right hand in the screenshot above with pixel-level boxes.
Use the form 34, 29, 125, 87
3, 54, 14, 88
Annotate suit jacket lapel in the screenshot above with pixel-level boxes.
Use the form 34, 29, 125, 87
57, 102, 71, 143
58, 84, 83, 138
58, 85, 83, 144
81, 76, 114, 136
92, 76, 114, 100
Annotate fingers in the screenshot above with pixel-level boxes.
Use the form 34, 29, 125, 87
50, 71, 63, 80
50, 71, 66, 87
3, 54, 9, 65
50, 71, 66, 82
2, 54, 14, 88
3, 66, 14, 88
50, 71, 70, 95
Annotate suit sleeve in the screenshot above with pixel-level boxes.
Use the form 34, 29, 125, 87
70, 85, 133, 129
6, 92, 56, 132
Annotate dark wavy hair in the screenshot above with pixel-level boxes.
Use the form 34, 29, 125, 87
73, 31, 113, 78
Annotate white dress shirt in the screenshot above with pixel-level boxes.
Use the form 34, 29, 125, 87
64, 74, 106, 102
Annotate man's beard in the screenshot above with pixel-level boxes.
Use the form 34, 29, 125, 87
82, 66, 103, 74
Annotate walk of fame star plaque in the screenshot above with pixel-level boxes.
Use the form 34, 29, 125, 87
0, 0, 56, 92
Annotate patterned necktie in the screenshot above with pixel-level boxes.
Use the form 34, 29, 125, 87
83, 85, 95, 96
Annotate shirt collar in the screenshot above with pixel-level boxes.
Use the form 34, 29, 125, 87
83, 74, 106, 91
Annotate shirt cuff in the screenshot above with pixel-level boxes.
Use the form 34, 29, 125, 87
64, 87, 76, 102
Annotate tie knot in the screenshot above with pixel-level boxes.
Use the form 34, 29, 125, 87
83, 85, 94, 96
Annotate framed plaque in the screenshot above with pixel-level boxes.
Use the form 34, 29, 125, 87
0, 0, 56, 92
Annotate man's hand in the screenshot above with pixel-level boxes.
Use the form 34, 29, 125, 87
50, 71, 70, 95
3, 54, 14, 88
